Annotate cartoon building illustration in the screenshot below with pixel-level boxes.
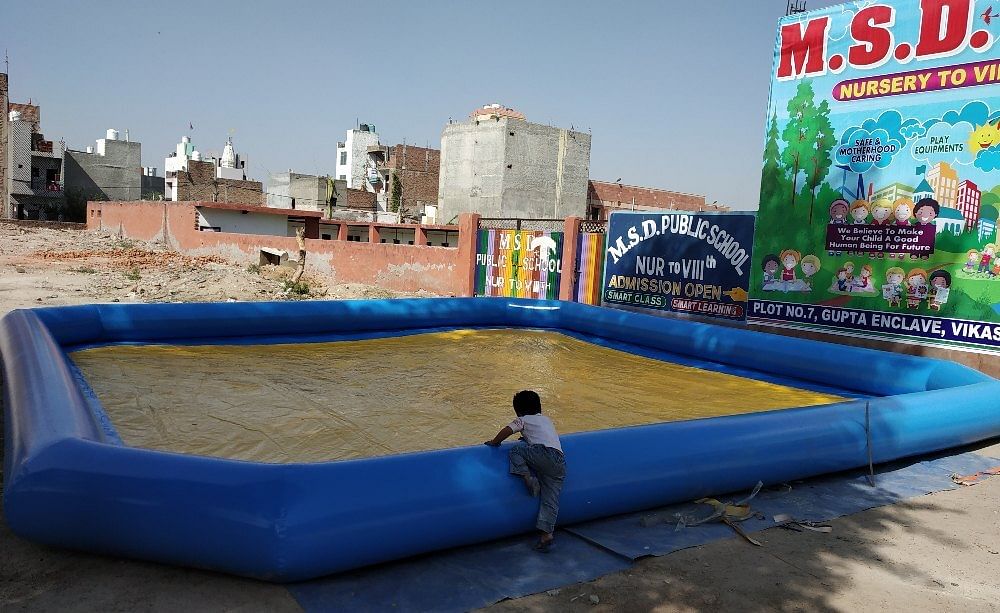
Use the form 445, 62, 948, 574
956, 180, 981, 229
936, 206, 966, 235
872, 182, 914, 203
926, 162, 958, 208
979, 204, 999, 242
912, 177, 935, 203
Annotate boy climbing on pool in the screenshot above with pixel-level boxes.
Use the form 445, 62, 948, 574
484, 390, 566, 552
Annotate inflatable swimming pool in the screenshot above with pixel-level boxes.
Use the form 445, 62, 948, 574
2, 298, 998, 581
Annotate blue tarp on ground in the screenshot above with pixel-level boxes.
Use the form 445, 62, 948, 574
567, 451, 1000, 560
288, 449, 999, 612
287, 531, 631, 613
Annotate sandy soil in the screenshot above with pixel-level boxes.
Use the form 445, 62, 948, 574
1, 222, 998, 611
0, 221, 430, 310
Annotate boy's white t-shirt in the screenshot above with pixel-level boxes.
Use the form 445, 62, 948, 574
508, 414, 562, 452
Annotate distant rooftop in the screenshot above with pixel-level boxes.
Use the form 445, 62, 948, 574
470, 104, 525, 121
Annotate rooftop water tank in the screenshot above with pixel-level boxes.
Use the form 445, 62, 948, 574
86, 146, 94, 154
192, 150, 202, 162
182, 136, 191, 144
106, 129, 119, 141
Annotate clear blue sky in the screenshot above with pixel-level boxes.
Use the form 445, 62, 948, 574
2, 0, 843, 210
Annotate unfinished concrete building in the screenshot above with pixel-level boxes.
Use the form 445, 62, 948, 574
63, 129, 142, 202
437, 104, 591, 223
6, 102, 67, 220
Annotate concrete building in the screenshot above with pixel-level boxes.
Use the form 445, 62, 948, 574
6, 103, 67, 220
268, 172, 339, 212
266, 171, 380, 221
586, 180, 726, 220
927, 162, 958, 208
437, 104, 591, 223
142, 167, 165, 200
164, 135, 261, 204
369, 143, 441, 221
871, 182, 913, 204
335, 124, 380, 190
63, 129, 142, 202
956, 180, 981, 229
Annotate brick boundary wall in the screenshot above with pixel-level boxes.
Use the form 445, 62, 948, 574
87, 201, 470, 295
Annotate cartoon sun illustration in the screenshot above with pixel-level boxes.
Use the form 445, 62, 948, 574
969, 119, 1000, 152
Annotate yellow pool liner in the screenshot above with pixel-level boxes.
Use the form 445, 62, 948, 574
70, 329, 844, 463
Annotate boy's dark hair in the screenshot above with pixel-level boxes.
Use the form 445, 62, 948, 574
513, 390, 542, 416
929, 269, 951, 287
914, 198, 939, 215
762, 254, 779, 271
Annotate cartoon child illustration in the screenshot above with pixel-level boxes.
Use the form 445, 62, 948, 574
979, 244, 996, 274
857, 264, 874, 292
869, 199, 893, 258
893, 198, 914, 226
844, 261, 856, 287
928, 270, 951, 312
913, 198, 939, 226
965, 249, 980, 273
890, 198, 915, 259
906, 268, 929, 309
883, 267, 905, 307
835, 268, 849, 292
870, 199, 892, 226
761, 254, 780, 286
800, 255, 820, 289
828, 199, 849, 256
845, 200, 870, 255
850, 200, 870, 224
779, 249, 801, 283
829, 199, 849, 224
910, 198, 939, 261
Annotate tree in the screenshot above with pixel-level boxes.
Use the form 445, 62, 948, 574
390, 173, 403, 213
804, 99, 836, 224
760, 113, 784, 212
781, 81, 818, 209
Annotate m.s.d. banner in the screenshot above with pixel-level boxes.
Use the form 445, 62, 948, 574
602, 211, 755, 321
749, 0, 1000, 353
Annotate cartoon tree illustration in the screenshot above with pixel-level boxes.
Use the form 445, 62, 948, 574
760, 113, 784, 212
780, 81, 818, 209
804, 99, 836, 225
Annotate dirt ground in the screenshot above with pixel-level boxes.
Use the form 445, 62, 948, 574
1, 222, 999, 612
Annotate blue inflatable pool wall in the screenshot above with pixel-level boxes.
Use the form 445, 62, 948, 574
2, 298, 998, 581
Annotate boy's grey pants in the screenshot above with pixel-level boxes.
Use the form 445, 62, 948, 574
509, 443, 566, 534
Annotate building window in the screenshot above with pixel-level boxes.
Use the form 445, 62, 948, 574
339, 174, 346, 180
321, 233, 332, 240
340, 152, 347, 165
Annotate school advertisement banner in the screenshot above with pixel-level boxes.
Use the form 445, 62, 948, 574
602, 211, 755, 321
474, 229, 563, 299
750, 0, 1000, 352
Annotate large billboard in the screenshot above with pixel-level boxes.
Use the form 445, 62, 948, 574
750, 0, 1000, 352
602, 211, 755, 321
